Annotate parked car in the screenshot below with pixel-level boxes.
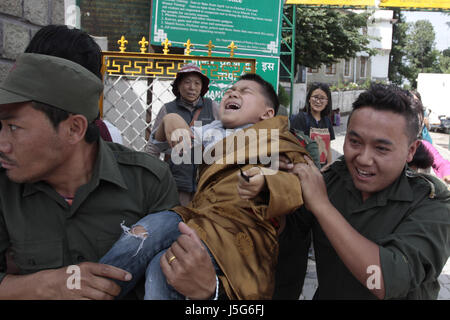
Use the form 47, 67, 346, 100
430, 115, 450, 134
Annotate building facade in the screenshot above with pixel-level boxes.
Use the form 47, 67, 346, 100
305, 9, 394, 87
0, 0, 65, 83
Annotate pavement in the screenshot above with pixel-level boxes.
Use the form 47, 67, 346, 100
299, 115, 450, 300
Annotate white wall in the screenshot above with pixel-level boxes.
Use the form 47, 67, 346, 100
371, 53, 390, 79
368, 10, 394, 80
417, 73, 450, 122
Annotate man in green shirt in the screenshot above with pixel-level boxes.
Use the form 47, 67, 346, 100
0, 53, 179, 299
289, 83, 450, 299
168, 83, 450, 300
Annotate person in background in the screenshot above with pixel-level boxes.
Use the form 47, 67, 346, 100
409, 96, 450, 185
290, 82, 335, 167
334, 108, 341, 127
410, 90, 432, 144
145, 64, 219, 206
407, 141, 434, 173
103, 119, 123, 144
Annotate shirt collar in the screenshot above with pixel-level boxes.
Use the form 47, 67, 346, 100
178, 96, 204, 109
91, 138, 128, 190
332, 160, 414, 212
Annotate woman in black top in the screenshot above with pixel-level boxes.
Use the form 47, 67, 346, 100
290, 82, 335, 167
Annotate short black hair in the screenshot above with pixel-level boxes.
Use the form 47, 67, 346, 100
304, 82, 332, 117
25, 25, 102, 79
350, 83, 419, 143
238, 73, 279, 115
408, 141, 434, 170
25, 25, 101, 143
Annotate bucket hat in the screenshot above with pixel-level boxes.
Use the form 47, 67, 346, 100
172, 63, 210, 97
0, 53, 103, 122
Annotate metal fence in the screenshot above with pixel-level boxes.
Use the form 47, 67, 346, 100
100, 50, 256, 151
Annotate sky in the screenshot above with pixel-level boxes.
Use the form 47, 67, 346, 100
403, 11, 450, 51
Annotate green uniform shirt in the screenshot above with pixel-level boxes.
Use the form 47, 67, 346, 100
0, 139, 179, 285
299, 158, 450, 299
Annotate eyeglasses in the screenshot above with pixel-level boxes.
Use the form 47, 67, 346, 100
310, 95, 328, 102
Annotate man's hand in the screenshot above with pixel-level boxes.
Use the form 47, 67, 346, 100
275, 155, 294, 172
291, 156, 329, 212
237, 167, 266, 199
161, 222, 217, 300
0, 262, 131, 300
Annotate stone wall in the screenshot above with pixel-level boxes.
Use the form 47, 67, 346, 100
0, 0, 65, 82
331, 90, 365, 114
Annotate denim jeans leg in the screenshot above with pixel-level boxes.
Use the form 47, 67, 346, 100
98, 210, 182, 298
144, 241, 223, 300
144, 249, 185, 300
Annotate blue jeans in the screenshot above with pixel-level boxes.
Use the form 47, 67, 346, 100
99, 210, 220, 300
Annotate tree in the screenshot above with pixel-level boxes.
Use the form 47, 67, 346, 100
282, 7, 376, 70
388, 9, 410, 85
437, 48, 450, 74
404, 20, 440, 88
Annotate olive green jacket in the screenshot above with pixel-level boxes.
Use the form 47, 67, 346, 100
0, 139, 179, 285
303, 158, 450, 299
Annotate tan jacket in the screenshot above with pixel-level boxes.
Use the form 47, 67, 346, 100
173, 116, 309, 299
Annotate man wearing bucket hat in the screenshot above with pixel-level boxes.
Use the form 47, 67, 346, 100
0, 53, 178, 299
145, 63, 219, 206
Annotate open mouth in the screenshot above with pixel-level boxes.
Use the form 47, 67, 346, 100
0, 160, 15, 169
356, 167, 375, 178
225, 102, 241, 110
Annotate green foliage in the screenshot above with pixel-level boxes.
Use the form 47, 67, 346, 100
437, 52, 450, 74
405, 20, 440, 88
388, 10, 410, 85
328, 79, 375, 92
389, 14, 442, 88
282, 7, 377, 70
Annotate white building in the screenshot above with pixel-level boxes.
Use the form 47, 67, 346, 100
304, 9, 395, 86
367, 9, 395, 81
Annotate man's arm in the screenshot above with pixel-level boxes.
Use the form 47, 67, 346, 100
0, 262, 132, 300
292, 157, 386, 299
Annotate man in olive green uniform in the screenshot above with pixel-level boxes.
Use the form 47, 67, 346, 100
290, 83, 450, 299
0, 53, 179, 299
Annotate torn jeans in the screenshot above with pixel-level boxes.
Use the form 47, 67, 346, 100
99, 210, 220, 299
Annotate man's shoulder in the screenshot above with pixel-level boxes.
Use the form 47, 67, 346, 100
323, 158, 346, 179
407, 170, 450, 201
105, 142, 170, 181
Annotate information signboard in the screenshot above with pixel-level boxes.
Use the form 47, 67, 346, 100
151, 0, 283, 56
192, 52, 280, 101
